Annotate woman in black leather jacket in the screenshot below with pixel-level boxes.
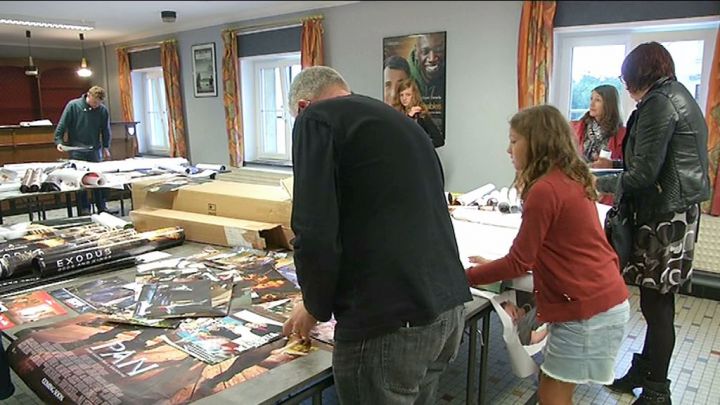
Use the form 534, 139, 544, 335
597, 42, 710, 404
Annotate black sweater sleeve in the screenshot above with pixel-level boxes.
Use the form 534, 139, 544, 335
290, 115, 341, 322
417, 115, 445, 147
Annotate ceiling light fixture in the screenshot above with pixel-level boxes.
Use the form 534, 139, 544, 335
24, 30, 39, 77
0, 17, 94, 31
77, 33, 92, 78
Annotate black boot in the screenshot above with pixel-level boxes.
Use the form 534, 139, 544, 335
632, 378, 672, 404
607, 353, 650, 394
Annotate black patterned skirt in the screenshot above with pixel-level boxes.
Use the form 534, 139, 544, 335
622, 204, 700, 294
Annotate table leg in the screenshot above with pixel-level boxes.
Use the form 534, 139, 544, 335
479, 311, 491, 405
66, 192, 73, 218
466, 317, 478, 405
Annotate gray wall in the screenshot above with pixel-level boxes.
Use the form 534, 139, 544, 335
324, 1, 521, 191
102, 1, 519, 192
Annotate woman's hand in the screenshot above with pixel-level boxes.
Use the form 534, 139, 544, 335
407, 106, 422, 117
591, 157, 613, 169
468, 255, 491, 265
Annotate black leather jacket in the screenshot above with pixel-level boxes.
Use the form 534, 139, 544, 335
597, 77, 710, 222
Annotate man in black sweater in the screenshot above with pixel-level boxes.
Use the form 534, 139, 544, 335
282, 66, 471, 404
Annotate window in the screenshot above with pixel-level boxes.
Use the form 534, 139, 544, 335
131, 67, 170, 155
241, 52, 301, 165
552, 17, 718, 123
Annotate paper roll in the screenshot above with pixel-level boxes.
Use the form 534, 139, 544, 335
456, 184, 496, 206
196, 163, 226, 172
81, 172, 107, 186
91, 212, 133, 229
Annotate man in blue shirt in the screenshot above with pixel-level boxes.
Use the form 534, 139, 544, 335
54, 86, 116, 215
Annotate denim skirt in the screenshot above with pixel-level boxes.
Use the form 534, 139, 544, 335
541, 300, 630, 385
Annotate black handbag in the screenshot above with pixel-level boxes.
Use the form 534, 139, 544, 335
604, 196, 634, 269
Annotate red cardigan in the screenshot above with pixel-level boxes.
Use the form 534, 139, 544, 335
466, 169, 628, 323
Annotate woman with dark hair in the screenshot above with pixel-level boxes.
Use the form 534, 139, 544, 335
393, 78, 445, 147
597, 41, 710, 404
572, 84, 625, 163
572, 84, 626, 205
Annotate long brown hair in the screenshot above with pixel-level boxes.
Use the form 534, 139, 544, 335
392, 79, 429, 117
511, 105, 598, 201
581, 84, 622, 135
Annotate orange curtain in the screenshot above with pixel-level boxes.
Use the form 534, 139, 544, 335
706, 29, 720, 216
116, 48, 137, 155
301, 18, 324, 69
222, 30, 243, 167
517, 1, 557, 109
160, 41, 188, 158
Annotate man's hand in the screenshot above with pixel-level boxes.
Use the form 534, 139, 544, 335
56, 144, 65, 153
282, 299, 318, 344
102, 148, 111, 160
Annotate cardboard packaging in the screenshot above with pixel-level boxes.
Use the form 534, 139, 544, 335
130, 176, 295, 249
172, 181, 292, 227
131, 209, 291, 250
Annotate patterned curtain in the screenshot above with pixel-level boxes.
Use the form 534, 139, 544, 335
301, 18, 324, 69
222, 30, 243, 167
116, 48, 137, 155
705, 29, 720, 216
517, 1, 557, 109
160, 41, 188, 158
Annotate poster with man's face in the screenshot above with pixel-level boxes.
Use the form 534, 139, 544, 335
383, 31, 446, 136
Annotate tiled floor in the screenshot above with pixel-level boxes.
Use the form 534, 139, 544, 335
2, 203, 720, 404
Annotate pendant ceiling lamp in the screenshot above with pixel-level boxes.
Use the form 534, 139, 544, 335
77, 32, 92, 78
24, 30, 38, 76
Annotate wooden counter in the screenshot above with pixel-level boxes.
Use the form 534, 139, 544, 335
0, 122, 137, 164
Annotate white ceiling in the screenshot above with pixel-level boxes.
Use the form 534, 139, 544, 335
0, 1, 356, 48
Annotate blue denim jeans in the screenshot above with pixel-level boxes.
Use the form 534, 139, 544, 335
332, 305, 465, 405
69, 149, 107, 213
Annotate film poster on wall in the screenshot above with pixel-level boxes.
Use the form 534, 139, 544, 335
383, 31, 447, 137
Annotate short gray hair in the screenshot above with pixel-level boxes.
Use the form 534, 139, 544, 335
289, 66, 349, 114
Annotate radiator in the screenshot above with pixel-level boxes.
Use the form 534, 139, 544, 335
696, 214, 720, 274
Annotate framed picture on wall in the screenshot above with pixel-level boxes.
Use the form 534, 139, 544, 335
191, 43, 217, 97
383, 31, 447, 138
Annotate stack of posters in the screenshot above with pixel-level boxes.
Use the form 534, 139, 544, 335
162, 310, 283, 364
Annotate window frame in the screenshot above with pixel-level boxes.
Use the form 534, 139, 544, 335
241, 51, 300, 166
552, 16, 719, 123
130, 66, 170, 156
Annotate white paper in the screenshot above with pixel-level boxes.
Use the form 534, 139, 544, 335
19, 119, 52, 127
471, 288, 547, 378
92, 212, 132, 229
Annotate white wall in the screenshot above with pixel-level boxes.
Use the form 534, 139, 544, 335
323, 1, 521, 192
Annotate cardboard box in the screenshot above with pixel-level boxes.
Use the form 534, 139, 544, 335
131, 208, 291, 250
130, 174, 181, 210
171, 181, 293, 227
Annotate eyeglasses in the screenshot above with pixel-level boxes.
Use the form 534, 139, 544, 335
618, 75, 626, 85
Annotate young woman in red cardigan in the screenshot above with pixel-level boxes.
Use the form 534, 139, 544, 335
467, 105, 630, 405
571, 85, 626, 205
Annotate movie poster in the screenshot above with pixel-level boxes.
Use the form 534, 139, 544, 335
383, 31, 447, 136
7, 314, 302, 404
0, 291, 66, 330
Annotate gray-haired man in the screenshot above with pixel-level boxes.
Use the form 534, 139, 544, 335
282, 66, 471, 404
